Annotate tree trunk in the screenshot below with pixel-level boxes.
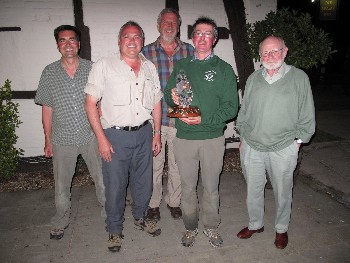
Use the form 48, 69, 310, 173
223, 0, 255, 93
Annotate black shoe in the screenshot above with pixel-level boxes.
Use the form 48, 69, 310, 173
147, 207, 160, 220
167, 205, 182, 219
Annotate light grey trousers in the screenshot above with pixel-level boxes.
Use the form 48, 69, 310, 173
51, 137, 105, 229
240, 139, 299, 233
174, 136, 225, 231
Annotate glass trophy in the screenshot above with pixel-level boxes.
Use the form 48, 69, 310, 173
167, 70, 200, 118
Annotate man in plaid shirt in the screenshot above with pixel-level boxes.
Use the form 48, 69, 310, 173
142, 8, 194, 220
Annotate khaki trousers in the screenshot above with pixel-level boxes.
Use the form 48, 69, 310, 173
149, 125, 181, 208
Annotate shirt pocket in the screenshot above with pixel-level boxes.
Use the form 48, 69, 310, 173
112, 85, 131, 106
142, 78, 155, 110
105, 75, 131, 106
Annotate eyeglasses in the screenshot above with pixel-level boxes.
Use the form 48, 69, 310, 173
260, 48, 284, 58
193, 31, 213, 38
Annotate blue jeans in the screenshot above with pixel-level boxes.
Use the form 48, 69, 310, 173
103, 123, 153, 235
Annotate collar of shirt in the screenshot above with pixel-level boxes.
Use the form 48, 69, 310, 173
154, 37, 185, 53
191, 52, 214, 62
119, 52, 148, 63
262, 62, 291, 84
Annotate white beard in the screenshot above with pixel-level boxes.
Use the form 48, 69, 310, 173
262, 59, 284, 70
161, 31, 177, 43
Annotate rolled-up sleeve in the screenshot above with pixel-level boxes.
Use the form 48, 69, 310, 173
84, 60, 105, 100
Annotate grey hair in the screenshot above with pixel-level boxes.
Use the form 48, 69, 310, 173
157, 8, 182, 26
118, 21, 145, 41
259, 36, 286, 53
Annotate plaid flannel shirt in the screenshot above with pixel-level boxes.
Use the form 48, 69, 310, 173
142, 38, 194, 127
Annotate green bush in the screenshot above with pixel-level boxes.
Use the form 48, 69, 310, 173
0, 79, 23, 181
246, 7, 335, 70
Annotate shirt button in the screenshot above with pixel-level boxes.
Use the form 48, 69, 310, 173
136, 83, 138, 85
136, 98, 138, 100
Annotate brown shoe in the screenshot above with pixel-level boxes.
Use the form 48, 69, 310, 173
167, 205, 182, 219
274, 232, 288, 249
147, 207, 160, 220
237, 226, 264, 239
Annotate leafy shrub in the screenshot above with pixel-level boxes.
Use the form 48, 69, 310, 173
0, 79, 23, 181
246, 8, 335, 69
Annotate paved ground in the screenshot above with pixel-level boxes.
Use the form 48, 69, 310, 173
0, 171, 349, 263
0, 85, 349, 263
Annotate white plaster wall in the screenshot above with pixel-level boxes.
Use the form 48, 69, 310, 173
0, 0, 275, 156
13, 99, 44, 155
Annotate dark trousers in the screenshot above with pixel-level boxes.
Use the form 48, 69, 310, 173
103, 123, 153, 235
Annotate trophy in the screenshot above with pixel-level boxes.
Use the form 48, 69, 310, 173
167, 70, 200, 118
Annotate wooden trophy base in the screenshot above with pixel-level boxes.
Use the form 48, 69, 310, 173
167, 106, 200, 118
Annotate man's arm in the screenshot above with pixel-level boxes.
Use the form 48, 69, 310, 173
296, 76, 316, 143
42, 105, 53, 158
85, 94, 114, 162
152, 100, 162, 157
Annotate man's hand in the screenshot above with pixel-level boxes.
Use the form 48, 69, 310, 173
171, 88, 179, 105
44, 141, 53, 158
98, 136, 115, 162
179, 116, 201, 125
152, 134, 162, 157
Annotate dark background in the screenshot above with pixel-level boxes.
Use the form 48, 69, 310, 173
277, 0, 350, 79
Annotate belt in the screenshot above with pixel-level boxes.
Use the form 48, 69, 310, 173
111, 120, 149, 131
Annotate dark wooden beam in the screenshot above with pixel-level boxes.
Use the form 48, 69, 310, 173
12, 91, 36, 99
73, 0, 91, 60
0, 27, 21, 32
165, 0, 179, 10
